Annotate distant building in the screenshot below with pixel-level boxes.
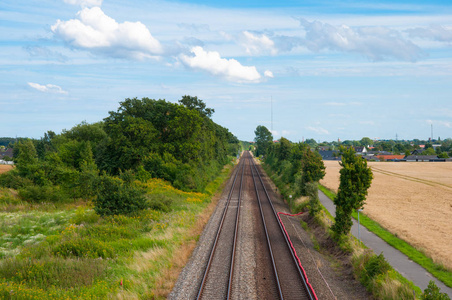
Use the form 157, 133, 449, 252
377, 155, 405, 161
0, 148, 13, 160
318, 150, 340, 160
353, 146, 367, 155
404, 155, 444, 162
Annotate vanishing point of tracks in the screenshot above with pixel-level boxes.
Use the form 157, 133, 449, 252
196, 151, 317, 300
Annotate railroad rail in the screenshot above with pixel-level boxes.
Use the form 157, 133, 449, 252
196, 154, 245, 300
250, 154, 316, 300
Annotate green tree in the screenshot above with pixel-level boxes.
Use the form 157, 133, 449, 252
332, 146, 373, 237
254, 125, 273, 157
277, 137, 292, 161
178, 95, 215, 118
360, 137, 373, 147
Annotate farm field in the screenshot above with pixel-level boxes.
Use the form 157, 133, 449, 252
0, 165, 13, 174
320, 160, 452, 270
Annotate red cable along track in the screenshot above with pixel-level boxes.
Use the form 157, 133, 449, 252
277, 211, 318, 300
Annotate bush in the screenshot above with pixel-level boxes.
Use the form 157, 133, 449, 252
0, 169, 33, 189
361, 253, 392, 286
18, 184, 70, 203
421, 280, 450, 300
146, 194, 173, 212
93, 175, 146, 216
53, 238, 115, 259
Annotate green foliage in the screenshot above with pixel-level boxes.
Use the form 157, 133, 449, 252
306, 182, 321, 216
332, 146, 373, 237
93, 175, 146, 216
254, 125, 273, 157
360, 253, 392, 286
421, 281, 451, 300
18, 184, 70, 203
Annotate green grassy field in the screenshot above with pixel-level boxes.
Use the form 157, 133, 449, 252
0, 163, 234, 299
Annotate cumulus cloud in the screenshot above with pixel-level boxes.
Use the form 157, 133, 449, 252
28, 82, 68, 94
264, 70, 274, 78
239, 31, 277, 55
179, 46, 263, 83
63, 0, 102, 8
298, 18, 425, 62
51, 7, 162, 59
307, 126, 329, 135
407, 25, 452, 43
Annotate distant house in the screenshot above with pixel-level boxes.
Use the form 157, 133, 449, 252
377, 155, 405, 161
0, 159, 14, 165
354, 146, 367, 155
404, 155, 444, 162
362, 155, 380, 161
411, 149, 425, 155
318, 150, 340, 160
0, 148, 13, 160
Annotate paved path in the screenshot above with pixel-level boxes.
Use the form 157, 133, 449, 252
318, 190, 452, 297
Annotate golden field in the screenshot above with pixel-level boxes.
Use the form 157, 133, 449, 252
320, 160, 452, 270
0, 165, 13, 174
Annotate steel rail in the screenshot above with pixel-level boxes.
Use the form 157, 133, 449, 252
196, 154, 245, 300
227, 153, 245, 299
250, 155, 315, 300
250, 157, 284, 299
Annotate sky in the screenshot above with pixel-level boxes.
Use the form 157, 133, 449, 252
1, 0, 451, 142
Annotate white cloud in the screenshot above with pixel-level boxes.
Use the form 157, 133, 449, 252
179, 46, 263, 83
28, 82, 68, 94
264, 70, 274, 78
63, 0, 102, 8
407, 25, 452, 43
307, 126, 330, 135
298, 18, 425, 62
51, 7, 162, 59
240, 31, 277, 55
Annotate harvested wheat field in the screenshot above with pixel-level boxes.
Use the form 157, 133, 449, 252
321, 160, 452, 270
0, 165, 13, 174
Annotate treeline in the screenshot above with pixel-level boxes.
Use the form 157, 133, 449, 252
254, 126, 325, 215
0, 96, 239, 214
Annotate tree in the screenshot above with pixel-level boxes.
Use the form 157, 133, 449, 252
332, 146, 373, 237
277, 137, 291, 161
360, 137, 373, 147
178, 95, 215, 118
254, 125, 273, 157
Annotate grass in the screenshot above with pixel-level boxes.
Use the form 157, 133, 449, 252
0, 161, 236, 299
319, 183, 452, 288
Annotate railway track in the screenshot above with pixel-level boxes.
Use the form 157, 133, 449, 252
196, 151, 316, 300
250, 154, 316, 300
196, 153, 245, 299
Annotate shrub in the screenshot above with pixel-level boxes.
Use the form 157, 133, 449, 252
53, 238, 115, 259
361, 253, 392, 286
18, 184, 70, 203
146, 194, 173, 212
421, 280, 451, 300
93, 175, 146, 216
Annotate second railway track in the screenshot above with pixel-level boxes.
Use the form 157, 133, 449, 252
196, 151, 316, 300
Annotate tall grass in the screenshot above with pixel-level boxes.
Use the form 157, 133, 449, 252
0, 162, 235, 299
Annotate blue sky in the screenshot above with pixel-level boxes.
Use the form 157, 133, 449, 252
1, 0, 451, 142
